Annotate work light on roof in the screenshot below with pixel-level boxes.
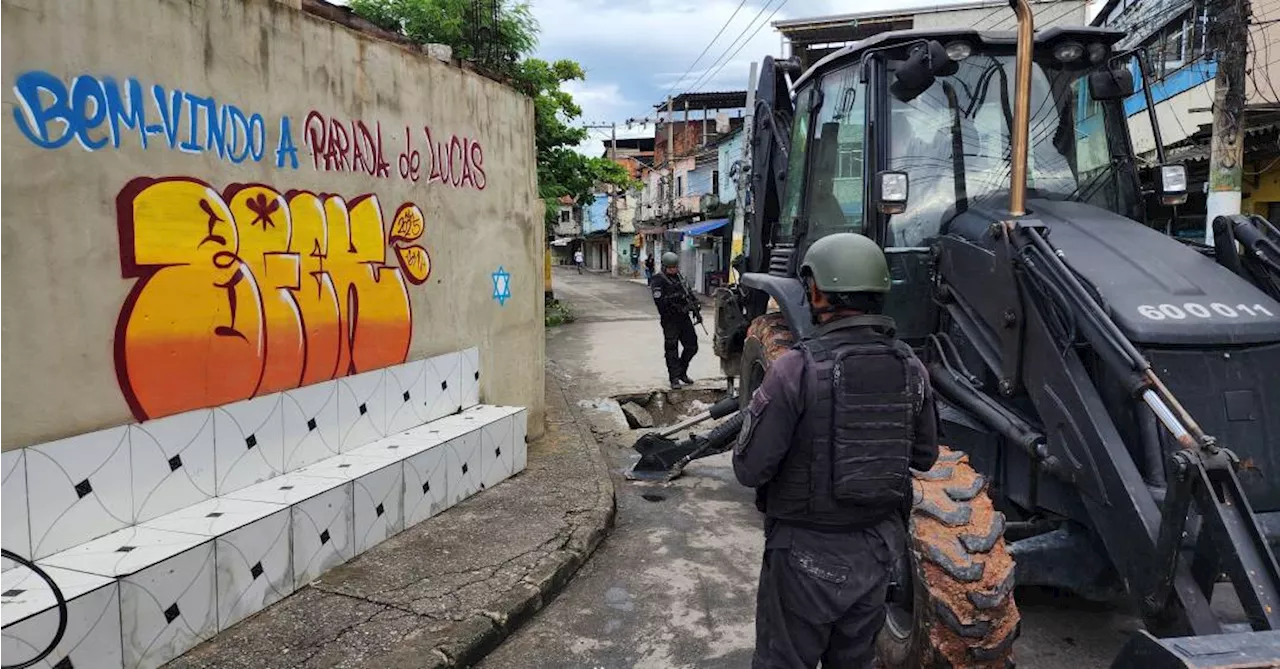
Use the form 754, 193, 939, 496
1053, 41, 1085, 63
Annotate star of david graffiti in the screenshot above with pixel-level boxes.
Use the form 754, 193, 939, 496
492, 266, 512, 306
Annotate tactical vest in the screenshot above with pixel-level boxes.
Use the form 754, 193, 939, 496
764, 315, 920, 530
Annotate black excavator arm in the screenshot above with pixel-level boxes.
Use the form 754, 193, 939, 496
1214, 214, 1280, 302
936, 217, 1280, 664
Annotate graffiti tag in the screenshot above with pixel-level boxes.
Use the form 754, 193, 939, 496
115, 177, 432, 421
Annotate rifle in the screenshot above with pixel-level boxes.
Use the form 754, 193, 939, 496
680, 280, 709, 336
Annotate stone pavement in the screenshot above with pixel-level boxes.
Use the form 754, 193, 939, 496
166, 368, 616, 669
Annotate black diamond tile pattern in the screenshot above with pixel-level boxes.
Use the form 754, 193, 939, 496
403, 391, 411, 402
307, 418, 317, 431
422, 481, 430, 493
246, 434, 258, 449
358, 403, 368, 416
168, 455, 183, 471
206, 512, 223, 518
461, 463, 468, 475
279, 485, 294, 491
52, 657, 73, 669
376, 503, 385, 517
475, 371, 480, 381
441, 380, 448, 391
74, 478, 93, 499
250, 562, 264, 579
164, 603, 181, 624
319, 529, 330, 545
495, 447, 502, 457
116, 546, 135, 553
2, 589, 25, 597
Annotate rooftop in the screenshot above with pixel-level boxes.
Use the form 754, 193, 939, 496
652, 91, 748, 111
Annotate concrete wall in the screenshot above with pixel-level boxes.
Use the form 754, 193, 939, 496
1, 0, 546, 449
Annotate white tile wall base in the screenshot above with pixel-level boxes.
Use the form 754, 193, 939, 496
2, 350, 527, 669
2, 565, 122, 669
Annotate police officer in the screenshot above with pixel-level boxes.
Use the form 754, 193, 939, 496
649, 251, 699, 389
733, 233, 939, 669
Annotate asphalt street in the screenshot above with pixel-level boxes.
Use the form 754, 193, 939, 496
477, 267, 1141, 669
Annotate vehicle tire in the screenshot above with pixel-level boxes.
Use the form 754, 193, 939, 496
875, 447, 1020, 668
739, 312, 795, 409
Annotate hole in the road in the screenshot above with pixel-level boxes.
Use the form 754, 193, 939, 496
614, 388, 729, 429
641, 493, 666, 503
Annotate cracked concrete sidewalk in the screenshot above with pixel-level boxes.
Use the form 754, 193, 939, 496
167, 367, 616, 669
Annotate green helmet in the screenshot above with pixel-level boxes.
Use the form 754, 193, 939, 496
661, 252, 679, 268
799, 233, 890, 294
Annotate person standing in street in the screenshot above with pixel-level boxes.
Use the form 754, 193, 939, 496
732, 233, 939, 669
648, 251, 699, 389
643, 253, 655, 281
574, 248, 585, 274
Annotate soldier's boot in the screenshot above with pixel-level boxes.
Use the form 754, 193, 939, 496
678, 373, 694, 385
670, 377, 686, 390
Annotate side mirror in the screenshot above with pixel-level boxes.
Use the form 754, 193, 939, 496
1088, 68, 1135, 100
890, 41, 949, 102
1155, 163, 1188, 206
874, 171, 909, 215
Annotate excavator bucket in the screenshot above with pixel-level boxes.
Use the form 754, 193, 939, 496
1110, 629, 1280, 668
625, 396, 744, 482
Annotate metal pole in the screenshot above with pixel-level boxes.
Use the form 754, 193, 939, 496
1008, 0, 1035, 217
610, 123, 620, 277
668, 95, 675, 224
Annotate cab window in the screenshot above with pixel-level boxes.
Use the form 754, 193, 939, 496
804, 64, 867, 239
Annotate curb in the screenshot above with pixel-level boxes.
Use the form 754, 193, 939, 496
388, 372, 617, 669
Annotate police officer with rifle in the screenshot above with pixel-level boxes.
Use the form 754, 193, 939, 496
732, 233, 939, 668
649, 251, 701, 389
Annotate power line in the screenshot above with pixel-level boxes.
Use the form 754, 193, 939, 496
690, 0, 792, 93
684, 0, 784, 94
662, 0, 752, 101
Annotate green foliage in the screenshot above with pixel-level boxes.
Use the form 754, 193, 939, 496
545, 298, 576, 327
349, 0, 642, 234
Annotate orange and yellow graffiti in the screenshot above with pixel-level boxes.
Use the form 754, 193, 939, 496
115, 177, 431, 421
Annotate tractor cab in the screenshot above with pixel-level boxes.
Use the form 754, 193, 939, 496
755, 27, 1185, 342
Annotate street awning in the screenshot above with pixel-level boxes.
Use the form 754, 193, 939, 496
672, 218, 730, 236
550, 237, 574, 246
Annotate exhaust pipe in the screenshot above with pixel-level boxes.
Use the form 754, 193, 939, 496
1008, 0, 1034, 216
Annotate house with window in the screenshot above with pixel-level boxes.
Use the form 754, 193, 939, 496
1093, 0, 1280, 237
549, 195, 582, 265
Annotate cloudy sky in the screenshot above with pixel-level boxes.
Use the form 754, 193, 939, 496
527, 0, 948, 155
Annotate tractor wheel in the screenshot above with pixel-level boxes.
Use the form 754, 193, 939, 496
739, 312, 795, 409
875, 448, 1020, 668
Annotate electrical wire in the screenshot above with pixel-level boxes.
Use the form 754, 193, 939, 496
685, 0, 787, 94
661, 0, 752, 102
1, 549, 67, 669
690, 0, 792, 94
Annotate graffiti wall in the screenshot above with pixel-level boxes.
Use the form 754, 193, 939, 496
1, 0, 545, 450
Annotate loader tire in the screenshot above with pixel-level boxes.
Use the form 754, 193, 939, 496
876, 447, 1020, 668
739, 312, 795, 410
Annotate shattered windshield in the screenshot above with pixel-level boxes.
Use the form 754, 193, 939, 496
885, 53, 1139, 247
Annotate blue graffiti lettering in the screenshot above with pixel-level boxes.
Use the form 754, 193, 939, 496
12, 71, 75, 149
103, 78, 148, 149
10, 70, 275, 167
275, 115, 299, 169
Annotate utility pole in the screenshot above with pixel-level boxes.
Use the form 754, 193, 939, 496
609, 123, 619, 277
731, 62, 757, 284
667, 95, 676, 226
1205, 0, 1251, 244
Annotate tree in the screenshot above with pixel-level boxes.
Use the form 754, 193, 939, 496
350, 0, 639, 231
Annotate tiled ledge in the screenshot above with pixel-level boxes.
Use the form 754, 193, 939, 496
0, 348, 530, 669
1, 404, 527, 669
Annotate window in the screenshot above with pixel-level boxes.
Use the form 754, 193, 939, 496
712, 170, 720, 196
778, 85, 815, 239
676, 175, 684, 196
805, 63, 867, 238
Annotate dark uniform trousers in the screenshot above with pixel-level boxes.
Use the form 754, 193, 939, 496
753, 517, 904, 669
660, 314, 698, 380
